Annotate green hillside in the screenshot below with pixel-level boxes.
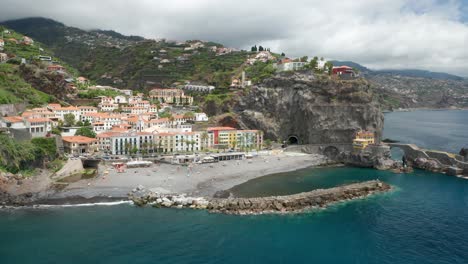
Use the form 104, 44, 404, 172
0, 26, 84, 106
0, 63, 51, 105
1, 18, 252, 90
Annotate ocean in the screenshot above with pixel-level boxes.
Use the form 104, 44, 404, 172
1, 110, 468, 264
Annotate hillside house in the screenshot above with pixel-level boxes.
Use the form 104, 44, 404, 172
77, 76, 89, 85
273, 58, 307, 72
149, 88, 193, 105
62, 136, 98, 155
52, 106, 81, 122
183, 84, 215, 93
332, 66, 357, 79
47, 64, 66, 72
0, 53, 8, 62
22, 36, 34, 45
114, 95, 127, 104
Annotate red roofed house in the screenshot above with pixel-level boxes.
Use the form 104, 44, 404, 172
62, 136, 98, 155
47, 64, 66, 72
332, 66, 357, 79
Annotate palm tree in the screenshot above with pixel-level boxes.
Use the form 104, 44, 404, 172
201, 132, 209, 150
141, 142, 149, 156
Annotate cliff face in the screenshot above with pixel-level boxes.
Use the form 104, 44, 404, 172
235, 72, 384, 144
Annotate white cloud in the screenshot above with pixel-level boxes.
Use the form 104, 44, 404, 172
1, 0, 468, 76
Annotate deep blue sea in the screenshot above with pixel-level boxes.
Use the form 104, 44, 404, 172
1, 110, 468, 264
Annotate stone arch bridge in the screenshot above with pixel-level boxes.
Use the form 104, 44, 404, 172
387, 143, 468, 174
285, 143, 353, 159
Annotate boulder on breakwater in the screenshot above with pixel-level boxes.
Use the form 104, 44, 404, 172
129, 180, 391, 215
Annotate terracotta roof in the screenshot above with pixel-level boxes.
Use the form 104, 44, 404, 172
97, 132, 120, 138
47, 103, 61, 109
62, 136, 97, 144
78, 106, 97, 109
54, 106, 79, 111
207, 126, 236, 131
110, 127, 130, 132
156, 132, 176, 136
27, 118, 50, 123
3, 116, 23, 123
150, 118, 169, 123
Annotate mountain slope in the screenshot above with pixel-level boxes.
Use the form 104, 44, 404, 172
0, 25, 83, 105
3, 17, 468, 109
2, 17, 249, 89
330, 61, 468, 109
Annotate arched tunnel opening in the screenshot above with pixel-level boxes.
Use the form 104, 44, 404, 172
390, 147, 405, 161
323, 146, 340, 160
287, 136, 299, 145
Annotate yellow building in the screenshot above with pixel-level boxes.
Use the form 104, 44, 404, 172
353, 130, 375, 151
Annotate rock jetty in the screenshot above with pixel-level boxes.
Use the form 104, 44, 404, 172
128, 180, 391, 215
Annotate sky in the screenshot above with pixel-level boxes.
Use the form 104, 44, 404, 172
1, 0, 468, 76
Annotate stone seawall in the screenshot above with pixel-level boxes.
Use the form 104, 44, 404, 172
129, 180, 391, 215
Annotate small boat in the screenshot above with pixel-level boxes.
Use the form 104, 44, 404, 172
126, 160, 153, 168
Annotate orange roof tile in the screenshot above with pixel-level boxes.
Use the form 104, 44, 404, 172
207, 126, 236, 131
3, 116, 23, 123
27, 118, 50, 123
62, 136, 97, 144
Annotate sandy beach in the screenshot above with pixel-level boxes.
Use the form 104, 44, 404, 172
56, 152, 327, 199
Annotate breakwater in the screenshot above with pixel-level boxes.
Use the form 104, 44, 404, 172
129, 180, 391, 215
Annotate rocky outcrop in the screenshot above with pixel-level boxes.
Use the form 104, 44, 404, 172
340, 145, 396, 170
235, 72, 384, 144
129, 180, 391, 215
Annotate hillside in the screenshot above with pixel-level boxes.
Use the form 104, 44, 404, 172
0, 64, 51, 106
331, 60, 468, 109
3, 17, 468, 110
0, 25, 85, 106
2, 17, 250, 90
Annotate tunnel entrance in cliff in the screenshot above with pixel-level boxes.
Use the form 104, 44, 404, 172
323, 146, 340, 159
287, 136, 299, 145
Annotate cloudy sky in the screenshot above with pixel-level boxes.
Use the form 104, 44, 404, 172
1, 0, 468, 76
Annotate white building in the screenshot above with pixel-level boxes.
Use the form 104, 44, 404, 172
183, 84, 215, 93
114, 95, 127, 104
79, 106, 98, 118
154, 131, 202, 153
120, 90, 133, 96
52, 106, 81, 122
109, 132, 154, 155
194, 113, 209, 122
274, 61, 307, 72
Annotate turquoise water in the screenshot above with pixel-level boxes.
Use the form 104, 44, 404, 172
383, 110, 468, 153
1, 110, 468, 263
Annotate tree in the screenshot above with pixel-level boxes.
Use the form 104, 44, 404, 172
51, 127, 61, 135
75, 127, 96, 138
258, 46, 264, 51
281, 52, 285, 57
201, 132, 209, 150
141, 143, 149, 156
63, 113, 75, 127
76, 121, 84, 127
264, 139, 273, 149
83, 120, 91, 126
325, 61, 334, 75
183, 111, 195, 119
251, 45, 258, 52
309, 56, 318, 71
300, 56, 308, 62
130, 147, 138, 155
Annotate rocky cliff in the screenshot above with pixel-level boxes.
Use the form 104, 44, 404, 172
235, 72, 384, 144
